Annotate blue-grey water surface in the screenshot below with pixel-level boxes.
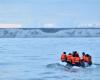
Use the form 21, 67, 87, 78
0, 38, 100, 80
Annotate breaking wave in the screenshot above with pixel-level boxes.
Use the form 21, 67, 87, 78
0, 28, 100, 38
46, 62, 100, 71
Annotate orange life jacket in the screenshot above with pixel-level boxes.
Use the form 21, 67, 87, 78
84, 56, 91, 63
67, 55, 72, 62
75, 57, 80, 63
61, 54, 67, 61
71, 57, 75, 64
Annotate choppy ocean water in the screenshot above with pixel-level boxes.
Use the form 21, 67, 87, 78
0, 38, 100, 80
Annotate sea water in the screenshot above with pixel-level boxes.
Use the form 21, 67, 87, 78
0, 38, 100, 80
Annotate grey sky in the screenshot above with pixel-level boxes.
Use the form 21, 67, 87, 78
0, 0, 100, 28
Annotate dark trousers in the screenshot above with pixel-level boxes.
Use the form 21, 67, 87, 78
88, 61, 92, 65
75, 62, 80, 67
62, 59, 67, 62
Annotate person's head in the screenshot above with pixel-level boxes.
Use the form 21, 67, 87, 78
63, 52, 66, 54
68, 53, 72, 55
73, 51, 76, 54
85, 54, 89, 57
73, 51, 76, 57
87, 54, 89, 57
74, 51, 77, 53
82, 52, 85, 55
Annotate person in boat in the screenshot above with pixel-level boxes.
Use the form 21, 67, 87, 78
73, 51, 80, 66
81, 52, 92, 67
71, 51, 80, 66
80, 52, 86, 67
61, 52, 67, 62
82, 52, 86, 61
72, 51, 79, 57
74, 53, 81, 66
84, 54, 92, 66
71, 53, 75, 66
66, 53, 73, 65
